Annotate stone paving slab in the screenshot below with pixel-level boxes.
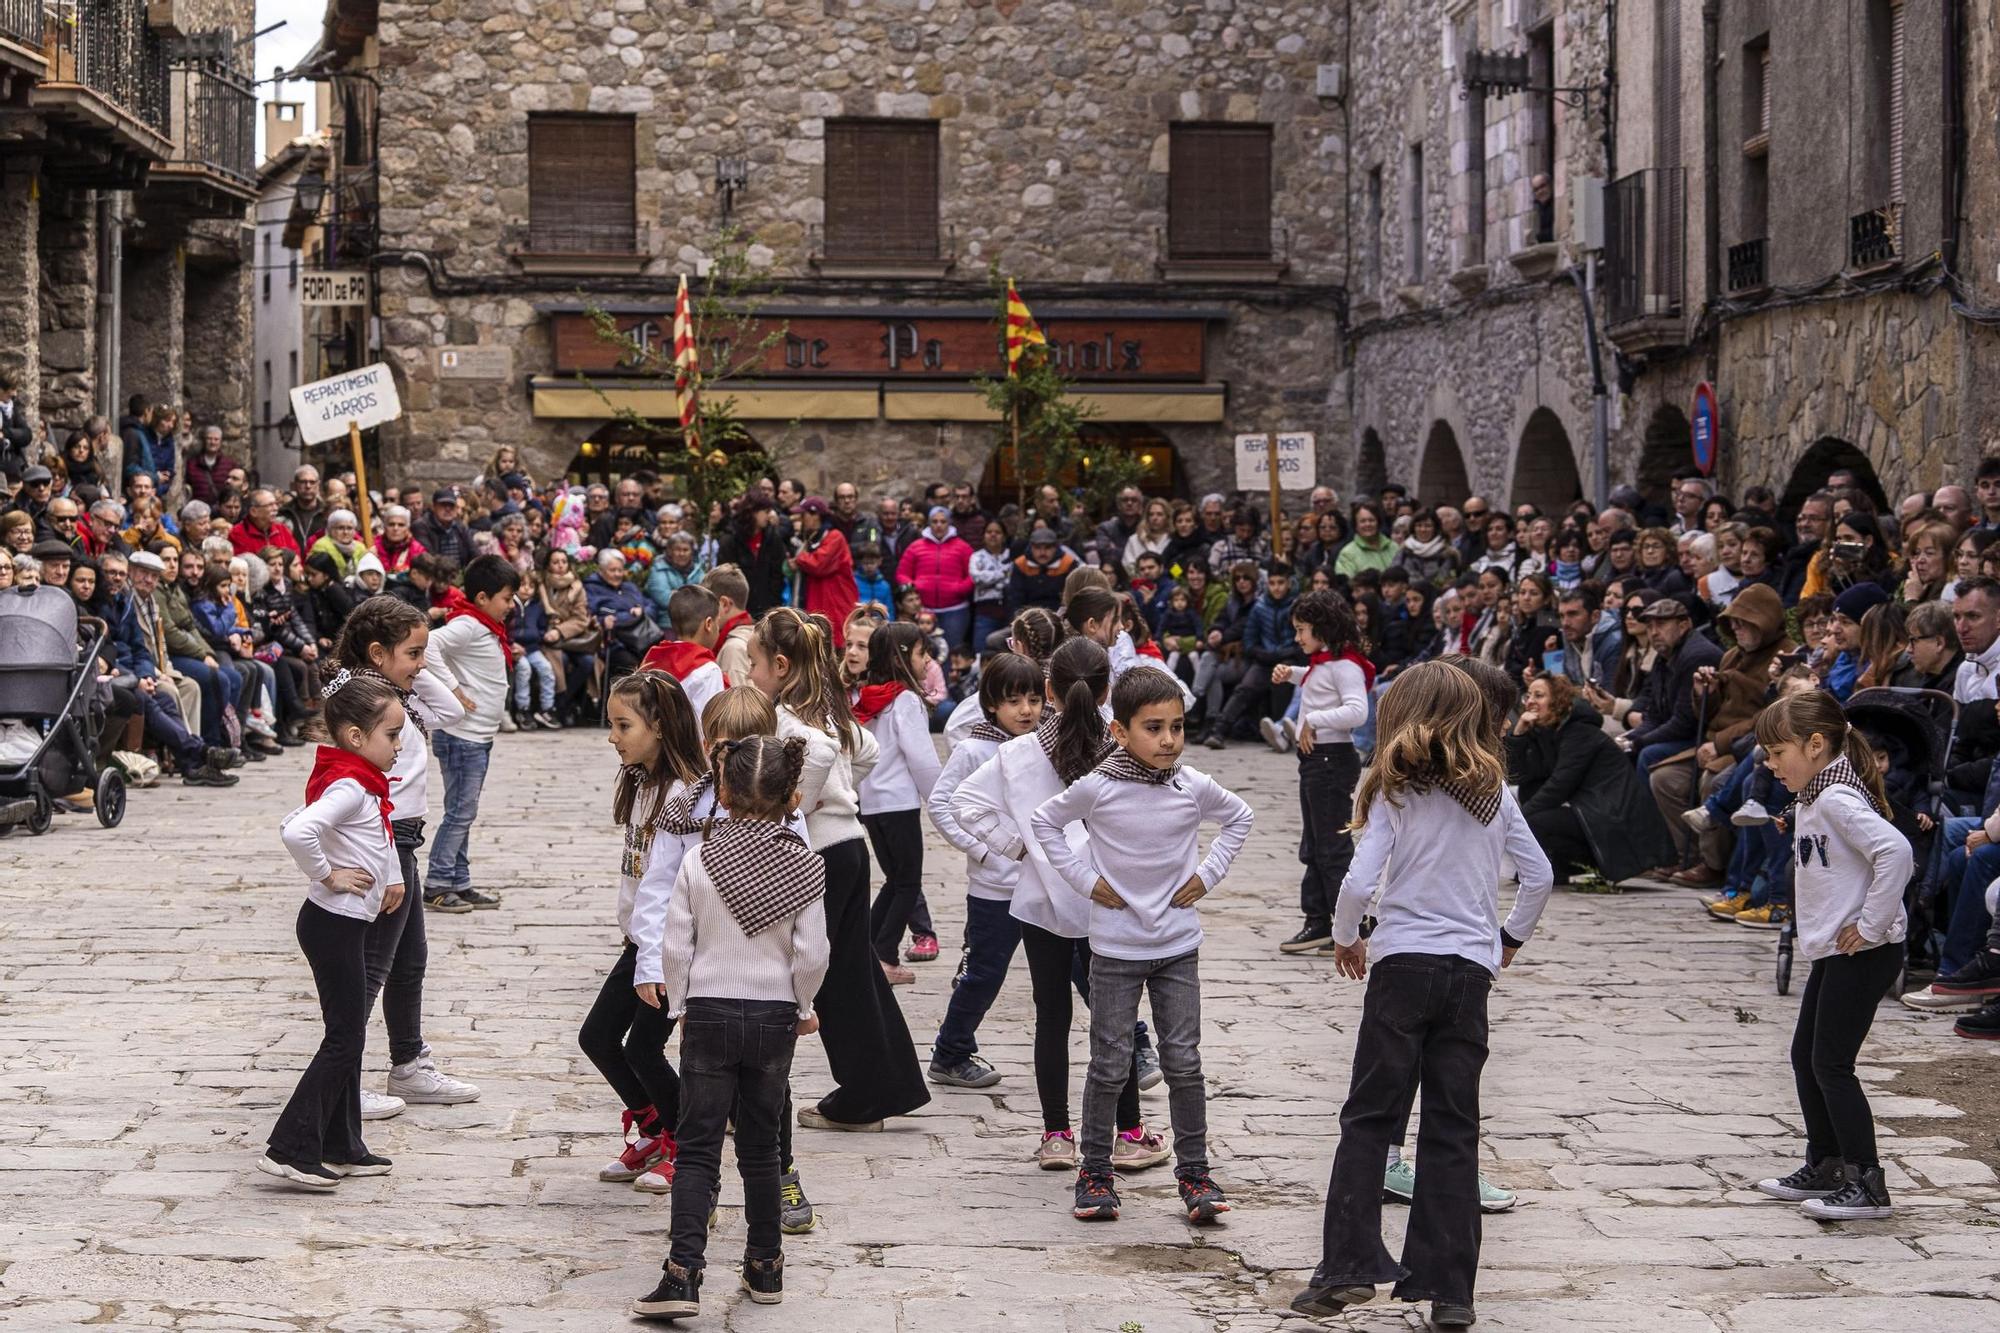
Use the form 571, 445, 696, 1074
1, 732, 1996, 1331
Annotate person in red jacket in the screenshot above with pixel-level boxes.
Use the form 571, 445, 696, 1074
792, 496, 858, 646
895, 505, 975, 651
230, 488, 303, 558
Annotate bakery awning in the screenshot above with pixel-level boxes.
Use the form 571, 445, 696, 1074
530, 379, 1226, 424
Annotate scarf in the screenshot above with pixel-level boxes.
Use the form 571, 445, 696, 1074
1034, 708, 1112, 778
1409, 763, 1502, 826
305, 745, 394, 835
1094, 748, 1178, 786
442, 586, 513, 662
852, 681, 905, 726
717, 610, 751, 643
1301, 647, 1376, 693
643, 638, 725, 687
698, 818, 827, 937
967, 720, 1011, 744
1136, 640, 1165, 660
1552, 559, 1583, 587
1403, 534, 1448, 559
1795, 754, 1888, 818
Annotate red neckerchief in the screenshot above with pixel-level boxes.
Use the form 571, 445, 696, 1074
718, 610, 751, 643
643, 639, 727, 688
442, 587, 514, 662
1136, 640, 1165, 660
1301, 647, 1378, 692
852, 681, 905, 725
305, 744, 394, 835
748, 529, 764, 558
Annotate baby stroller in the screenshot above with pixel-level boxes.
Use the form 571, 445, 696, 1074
0, 585, 125, 836
1773, 686, 1954, 994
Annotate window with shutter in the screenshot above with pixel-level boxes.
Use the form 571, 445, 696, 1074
1168, 124, 1273, 261
824, 120, 941, 261
527, 114, 638, 254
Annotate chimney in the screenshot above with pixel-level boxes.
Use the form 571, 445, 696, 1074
263, 100, 304, 159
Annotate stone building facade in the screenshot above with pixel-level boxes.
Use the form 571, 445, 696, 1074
304, 0, 1352, 501
0, 0, 258, 462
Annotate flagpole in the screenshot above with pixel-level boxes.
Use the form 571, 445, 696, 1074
1012, 396, 1024, 514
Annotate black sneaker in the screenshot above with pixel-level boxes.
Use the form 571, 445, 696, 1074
1801, 1164, 1893, 1220
1202, 729, 1227, 750
254, 1153, 340, 1190
207, 746, 243, 770
633, 1262, 701, 1319
1176, 1168, 1232, 1225
928, 1054, 1002, 1089
455, 887, 502, 910
182, 763, 239, 788
1289, 1274, 1376, 1317
1952, 998, 2000, 1040
240, 745, 267, 763
1072, 1168, 1120, 1221
325, 1153, 394, 1177
425, 892, 475, 914
1755, 1155, 1845, 1201
740, 1255, 783, 1305
1430, 1300, 1477, 1328
1280, 922, 1333, 954
778, 1168, 815, 1234
1935, 949, 2000, 996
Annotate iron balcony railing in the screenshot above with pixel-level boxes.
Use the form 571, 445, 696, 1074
1850, 206, 1898, 269
1727, 237, 1768, 293
166, 55, 254, 185
0, 0, 42, 49
43, 0, 167, 132
1606, 166, 1686, 326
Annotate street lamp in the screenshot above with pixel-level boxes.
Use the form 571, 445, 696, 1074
715, 156, 747, 222
294, 168, 327, 216
277, 412, 298, 447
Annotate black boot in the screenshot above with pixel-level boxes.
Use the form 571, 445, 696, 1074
633, 1262, 701, 1319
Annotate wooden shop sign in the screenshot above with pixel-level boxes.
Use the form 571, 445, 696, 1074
548, 308, 1209, 382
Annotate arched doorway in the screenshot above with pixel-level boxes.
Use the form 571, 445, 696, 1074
1417, 421, 1470, 507
1510, 408, 1582, 514
1355, 428, 1388, 501
1639, 405, 1690, 515
1781, 436, 1886, 513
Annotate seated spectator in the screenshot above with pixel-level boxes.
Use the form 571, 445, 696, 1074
1903, 600, 1962, 692
307, 509, 364, 581
1509, 673, 1676, 883
585, 548, 657, 681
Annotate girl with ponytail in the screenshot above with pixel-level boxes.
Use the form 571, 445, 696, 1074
939, 605, 1068, 749
1747, 691, 1909, 1222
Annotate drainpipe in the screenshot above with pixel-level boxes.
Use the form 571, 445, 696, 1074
1701, 1, 1720, 399
95, 192, 123, 422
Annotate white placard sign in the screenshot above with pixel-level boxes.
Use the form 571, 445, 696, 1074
288, 363, 402, 446
300, 271, 370, 306
1234, 432, 1317, 491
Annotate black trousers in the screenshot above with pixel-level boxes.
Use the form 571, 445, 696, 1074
1317, 953, 1491, 1305
267, 900, 371, 1166
1019, 923, 1141, 1136
1525, 806, 1595, 880
579, 939, 682, 1134
1792, 942, 1904, 1169
865, 808, 927, 964
1298, 743, 1360, 928
362, 823, 429, 1068
1219, 663, 1295, 737
668, 998, 797, 1273
272, 654, 312, 725
810, 837, 930, 1124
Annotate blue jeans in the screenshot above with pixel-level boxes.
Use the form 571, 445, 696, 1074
1938, 815, 2000, 973
930, 606, 971, 652
971, 606, 1007, 657
512, 650, 555, 711
932, 895, 1022, 1066
1636, 739, 1689, 774
425, 730, 492, 894
170, 654, 241, 745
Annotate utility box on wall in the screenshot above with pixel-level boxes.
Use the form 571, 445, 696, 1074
1572, 176, 1605, 252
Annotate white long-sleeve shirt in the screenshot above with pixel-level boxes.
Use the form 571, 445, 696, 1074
429, 616, 509, 743
281, 778, 404, 922
857, 690, 942, 814
384, 667, 466, 823
954, 735, 1091, 938
777, 705, 876, 850
927, 733, 1019, 901
1792, 781, 1910, 963
1029, 765, 1253, 961
661, 848, 831, 1021
1297, 658, 1370, 745
943, 693, 984, 751
1335, 786, 1555, 975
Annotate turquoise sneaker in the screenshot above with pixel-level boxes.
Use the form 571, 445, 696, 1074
1382, 1158, 1416, 1203
1477, 1174, 1517, 1213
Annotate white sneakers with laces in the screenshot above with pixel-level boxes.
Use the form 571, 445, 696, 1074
385, 1047, 482, 1105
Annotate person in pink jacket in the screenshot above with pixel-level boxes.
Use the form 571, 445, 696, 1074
792, 497, 858, 646
896, 505, 975, 651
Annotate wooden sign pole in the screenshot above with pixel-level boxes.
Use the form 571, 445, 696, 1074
1267, 430, 1285, 558
348, 420, 374, 538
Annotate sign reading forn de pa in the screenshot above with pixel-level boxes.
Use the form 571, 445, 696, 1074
301, 271, 370, 306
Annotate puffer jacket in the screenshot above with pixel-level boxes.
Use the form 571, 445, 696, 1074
896, 528, 974, 612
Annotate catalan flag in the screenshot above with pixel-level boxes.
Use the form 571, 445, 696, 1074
1005, 279, 1046, 376
673, 273, 700, 450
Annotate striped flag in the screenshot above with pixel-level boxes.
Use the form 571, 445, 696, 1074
673, 274, 700, 450
1004, 279, 1046, 376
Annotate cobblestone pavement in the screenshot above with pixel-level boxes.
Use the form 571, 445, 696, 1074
2, 732, 1996, 1332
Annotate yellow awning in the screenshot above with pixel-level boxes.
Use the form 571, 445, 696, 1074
882, 387, 1226, 424
531, 382, 880, 421
531, 380, 1225, 424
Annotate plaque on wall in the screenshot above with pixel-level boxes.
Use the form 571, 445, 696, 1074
435, 346, 514, 380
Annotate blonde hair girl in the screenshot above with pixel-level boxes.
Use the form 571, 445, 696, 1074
1352, 660, 1505, 832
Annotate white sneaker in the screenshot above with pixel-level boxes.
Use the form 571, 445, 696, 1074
1732, 799, 1773, 827
1682, 806, 1716, 834
1258, 717, 1288, 753
245, 709, 277, 739
360, 1088, 406, 1121
498, 712, 519, 734
386, 1054, 482, 1105
1898, 984, 1983, 1014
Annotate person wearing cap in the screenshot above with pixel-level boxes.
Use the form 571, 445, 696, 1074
791, 496, 858, 645
413, 487, 476, 567
1008, 525, 1077, 614
7, 464, 54, 528
114, 549, 239, 787
30, 537, 74, 588
1823, 582, 1892, 702
1618, 596, 1724, 785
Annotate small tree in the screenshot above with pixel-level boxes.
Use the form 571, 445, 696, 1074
579, 227, 786, 533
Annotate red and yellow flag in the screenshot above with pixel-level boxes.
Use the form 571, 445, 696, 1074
1004, 279, 1046, 376
673, 273, 700, 450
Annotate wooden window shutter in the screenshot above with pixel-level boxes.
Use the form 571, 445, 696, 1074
824, 120, 940, 260
1759, 45, 1772, 135
528, 114, 637, 254
1888, 0, 1905, 204
1168, 124, 1274, 260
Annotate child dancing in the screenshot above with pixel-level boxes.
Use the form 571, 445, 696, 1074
1031, 668, 1254, 1224
855, 621, 945, 984
1292, 660, 1554, 1330
632, 735, 830, 1321
1750, 691, 1910, 1220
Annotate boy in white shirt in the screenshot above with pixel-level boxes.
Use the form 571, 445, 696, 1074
1030, 668, 1253, 1226
423, 554, 519, 911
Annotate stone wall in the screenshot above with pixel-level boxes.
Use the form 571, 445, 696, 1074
36, 190, 97, 430
0, 169, 37, 405
183, 247, 254, 447
120, 243, 186, 415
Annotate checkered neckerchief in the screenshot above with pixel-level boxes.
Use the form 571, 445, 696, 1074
1095, 749, 1179, 787
1795, 754, 1887, 818
697, 818, 826, 937
1411, 765, 1502, 826
967, 720, 1011, 744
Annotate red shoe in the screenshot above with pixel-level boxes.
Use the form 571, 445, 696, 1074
906, 933, 940, 963
600, 1133, 665, 1182
634, 1131, 679, 1193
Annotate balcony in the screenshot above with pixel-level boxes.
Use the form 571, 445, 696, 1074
808, 221, 958, 279
1849, 205, 1899, 272
1604, 167, 1688, 352
28, 0, 172, 187
1727, 237, 1768, 294
0, 0, 48, 100
145, 51, 257, 216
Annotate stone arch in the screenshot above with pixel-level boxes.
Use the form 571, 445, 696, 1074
1354, 428, 1388, 500
1416, 421, 1470, 507
1639, 404, 1690, 514
1509, 408, 1582, 514
1781, 436, 1887, 513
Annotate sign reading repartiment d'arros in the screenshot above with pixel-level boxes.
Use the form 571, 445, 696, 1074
287, 363, 402, 446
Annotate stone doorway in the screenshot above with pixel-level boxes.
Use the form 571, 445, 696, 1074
1511, 408, 1582, 514
1638, 404, 1690, 514
1354, 428, 1388, 500
1416, 420, 1469, 508
1781, 436, 1886, 513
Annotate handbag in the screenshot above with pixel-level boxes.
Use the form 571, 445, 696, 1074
618, 615, 666, 654
552, 627, 605, 654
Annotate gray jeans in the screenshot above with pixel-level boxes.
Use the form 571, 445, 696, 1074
1081, 949, 1207, 1175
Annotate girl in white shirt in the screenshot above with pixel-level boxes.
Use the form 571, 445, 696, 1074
1750, 692, 1910, 1222
1268, 590, 1372, 955
259, 671, 408, 1191
855, 622, 945, 985
578, 670, 706, 1193
749, 609, 928, 1131
332, 597, 479, 1119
